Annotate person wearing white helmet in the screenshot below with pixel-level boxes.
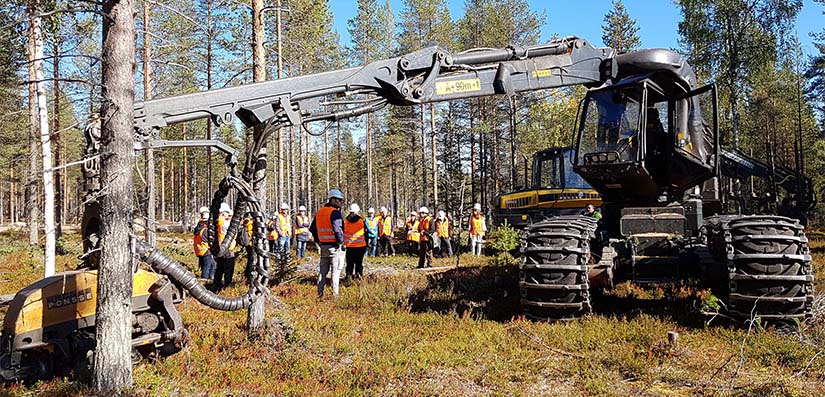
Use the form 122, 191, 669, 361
214, 202, 237, 291
434, 210, 453, 257
378, 206, 396, 256
365, 207, 380, 257
343, 203, 368, 280
416, 207, 436, 268
405, 211, 420, 255
310, 189, 346, 298
193, 206, 216, 280
294, 205, 311, 259
469, 203, 487, 256
274, 202, 292, 263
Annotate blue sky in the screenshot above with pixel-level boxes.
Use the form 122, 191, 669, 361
330, 0, 824, 56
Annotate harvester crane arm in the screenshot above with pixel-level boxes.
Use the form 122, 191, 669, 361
134, 37, 615, 132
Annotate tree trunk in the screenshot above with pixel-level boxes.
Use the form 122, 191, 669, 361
26, 7, 39, 246
324, 127, 330, 193
420, 104, 427, 204
160, 156, 165, 220
274, 0, 283, 205
248, 0, 268, 334
182, 125, 189, 228
430, 104, 437, 208
337, 121, 342, 185
470, 101, 476, 204
143, 0, 156, 245
52, 33, 63, 240
94, 0, 136, 391
32, 10, 55, 277
367, 112, 373, 202
509, 96, 517, 190
206, 0, 214, 195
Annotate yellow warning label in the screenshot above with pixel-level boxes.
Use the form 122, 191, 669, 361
533, 69, 552, 78
435, 78, 482, 95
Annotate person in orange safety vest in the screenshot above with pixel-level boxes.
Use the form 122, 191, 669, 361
434, 210, 453, 257
405, 211, 419, 255
378, 206, 396, 256
294, 205, 311, 259
417, 207, 436, 268
343, 203, 368, 279
193, 206, 216, 280
468, 203, 487, 256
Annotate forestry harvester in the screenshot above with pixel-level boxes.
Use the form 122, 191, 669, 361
0, 36, 815, 382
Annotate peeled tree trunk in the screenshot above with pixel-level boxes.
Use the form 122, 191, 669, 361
31, 9, 55, 277
94, 0, 136, 391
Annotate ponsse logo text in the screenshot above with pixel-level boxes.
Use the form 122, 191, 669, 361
46, 288, 93, 309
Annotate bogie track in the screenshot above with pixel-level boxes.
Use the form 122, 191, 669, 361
705, 215, 814, 323
519, 216, 599, 320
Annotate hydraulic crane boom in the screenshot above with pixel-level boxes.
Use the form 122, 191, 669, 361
134, 37, 615, 132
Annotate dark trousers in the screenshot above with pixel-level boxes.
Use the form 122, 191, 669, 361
214, 256, 235, 291
269, 239, 277, 255
380, 235, 395, 256
345, 246, 367, 277
199, 253, 216, 279
437, 237, 453, 257
418, 240, 433, 268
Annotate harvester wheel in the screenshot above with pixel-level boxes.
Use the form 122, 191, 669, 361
706, 215, 814, 324
519, 216, 599, 320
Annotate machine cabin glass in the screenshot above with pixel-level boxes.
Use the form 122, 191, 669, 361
534, 148, 593, 190
577, 85, 644, 166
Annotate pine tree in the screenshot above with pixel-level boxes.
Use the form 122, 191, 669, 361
601, 0, 641, 52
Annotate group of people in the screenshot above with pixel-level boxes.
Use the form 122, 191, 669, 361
192, 189, 491, 298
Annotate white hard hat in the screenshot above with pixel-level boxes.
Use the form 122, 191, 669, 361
419, 206, 429, 214
350, 203, 360, 213
380, 206, 388, 213
473, 203, 482, 211
410, 211, 417, 216
329, 189, 344, 200
280, 202, 289, 210
438, 210, 446, 218
298, 205, 307, 211
219, 202, 232, 214
199, 206, 209, 214
368, 207, 375, 214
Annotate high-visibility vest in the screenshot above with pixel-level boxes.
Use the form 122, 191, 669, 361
418, 216, 433, 241
242, 217, 253, 247
436, 219, 450, 238
366, 216, 379, 236
193, 222, 209, 257
278, 213, 291, 237
470, 214, 486, 236
217, 217, 237, 250
343, 218, 367, 248
406, 220, 420, 242
380, 215, 393, 237
267, 220, 278, 240
315, 206, 337, 243
295, 214, 310, 236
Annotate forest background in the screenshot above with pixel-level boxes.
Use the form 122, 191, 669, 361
1, 0, 824, 243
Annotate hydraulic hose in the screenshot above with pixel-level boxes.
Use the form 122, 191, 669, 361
134, 151, 273, 311
135, 239, 257, 311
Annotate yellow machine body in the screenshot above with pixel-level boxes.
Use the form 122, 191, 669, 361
2, 269, 162, 350
0, 269, 184, 382
494, 147, 602, 228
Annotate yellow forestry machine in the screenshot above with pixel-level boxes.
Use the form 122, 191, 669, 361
493, 146, 601, 228
0, 36, 815, 382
